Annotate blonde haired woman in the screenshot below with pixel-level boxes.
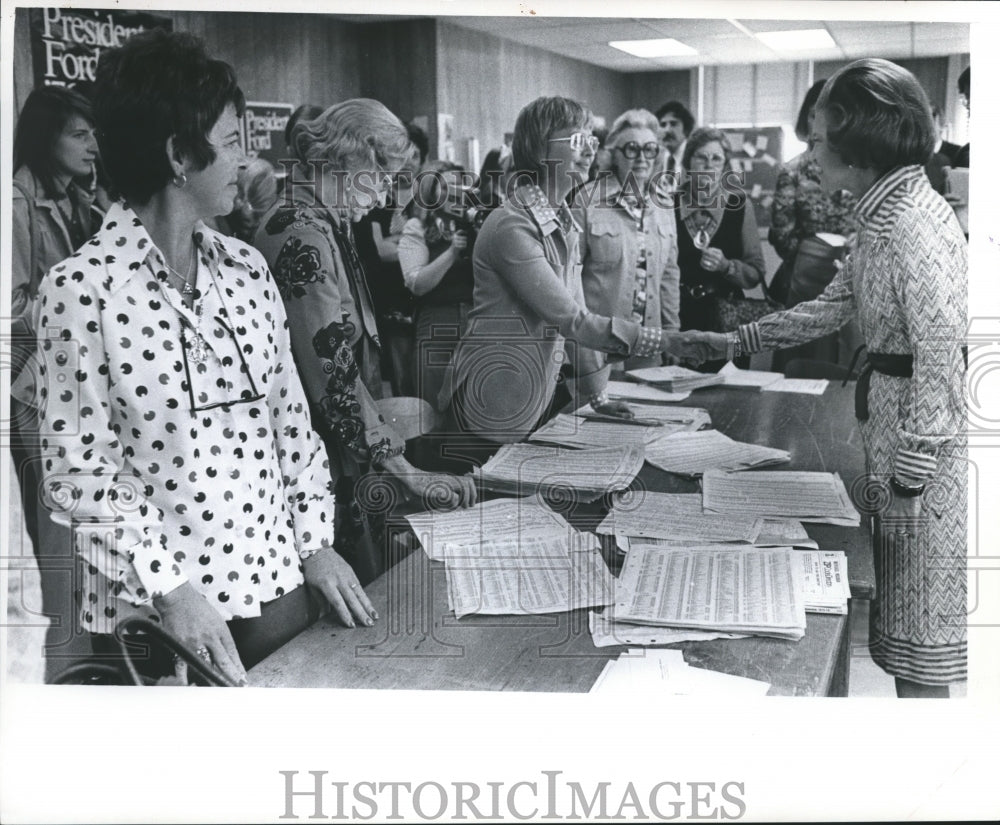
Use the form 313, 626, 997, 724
254, 100, 475, 584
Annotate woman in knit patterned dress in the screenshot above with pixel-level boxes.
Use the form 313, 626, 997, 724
697, 58, 967, 698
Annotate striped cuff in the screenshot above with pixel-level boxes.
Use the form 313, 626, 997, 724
737, 322, 762, 354
634, 326, 662, 358
894, 448, 938, 485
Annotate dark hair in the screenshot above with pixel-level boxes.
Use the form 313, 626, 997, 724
285, 103, 324, 150
512, 96, 592, 176
93, 29, 245, 205
681, 126, 732, 171
407, 122, 430, 165
958, 66, 970, 99
816, 58, 934, 175
14, 86, 94, 199
795, 79, 827, 142
654, 100, 695, 137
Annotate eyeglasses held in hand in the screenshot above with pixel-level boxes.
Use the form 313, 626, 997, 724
615, 141, 661, 160
180, 315, 265, 416
548, 133, 600, 154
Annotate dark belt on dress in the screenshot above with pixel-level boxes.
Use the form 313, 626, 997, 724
847, 345, 968, 422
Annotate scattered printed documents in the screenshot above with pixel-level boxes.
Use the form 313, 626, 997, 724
588, 612, 747, 648
444, 542, 614, 619
474, 443, 644, 501
625, 365, 724, 393
529, 414, 662, 449
613, 544, 808, 641
605, 380, 691, 403
597, 491, 763, 544
643, 428, 791, 476
701, 470, 861, 527
590, 648, 771, 696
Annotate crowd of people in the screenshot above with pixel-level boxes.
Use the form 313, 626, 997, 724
10, 28, 968, 698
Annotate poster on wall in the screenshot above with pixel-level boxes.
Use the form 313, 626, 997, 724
29, 7, 172, 89
719, 126, 784, 228
241, 101, 295, 171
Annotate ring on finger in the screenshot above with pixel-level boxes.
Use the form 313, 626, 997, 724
349, 583, 358, 590
195, 645, 212, 662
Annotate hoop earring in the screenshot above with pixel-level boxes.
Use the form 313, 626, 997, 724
173, 171, 188, 188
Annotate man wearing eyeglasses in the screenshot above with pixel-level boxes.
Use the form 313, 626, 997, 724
574, 108, 682, 417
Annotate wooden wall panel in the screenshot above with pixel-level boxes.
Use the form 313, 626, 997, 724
435, 21, 630, 169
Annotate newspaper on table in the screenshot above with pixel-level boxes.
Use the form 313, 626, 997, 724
406, 496, 577, 561
529, 413, 662, 449
613, 543, 808, 640
701, 469, 861, 526
443, 539, 614, 619
588, 610, 748, 648
761, 377, 829, 395
643, 428, 791, 476
606, 380, 691, 403
474, 443, 644, 502
799, 550, 851, 614
590, 648, 770, 696
597, 490, 763, 544
718, 361, 784, 391
625, 365, 724, 393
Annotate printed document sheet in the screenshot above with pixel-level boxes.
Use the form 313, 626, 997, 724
701, 469, 861, 526
644, 428, 790, 476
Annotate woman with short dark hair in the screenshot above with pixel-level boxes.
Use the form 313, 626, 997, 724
695, 58, 967, 698
38, 30, 370, 684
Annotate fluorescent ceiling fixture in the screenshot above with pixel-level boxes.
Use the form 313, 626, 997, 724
609, 38, 698, 58
756, 29, 836, 51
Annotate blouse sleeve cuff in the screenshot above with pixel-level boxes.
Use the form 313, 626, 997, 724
129, 539, 188, 602
894, 448, 938, 485
737, 322, 763, 354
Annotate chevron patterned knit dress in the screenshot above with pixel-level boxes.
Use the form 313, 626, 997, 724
738, 165, 967, 685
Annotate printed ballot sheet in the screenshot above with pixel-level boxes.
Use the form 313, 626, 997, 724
701, 469, 862, 526
406, 496, 576, 561
529, 413, 662, 449
588, 610, 748, 648
614, 544, 807, 640
444, 544, 615, 619
605, 380, 691, 403
475, 443, 645, 501
597, 490, 763, 544
643, 428, 791, 476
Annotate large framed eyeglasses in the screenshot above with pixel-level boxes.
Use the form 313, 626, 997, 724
614, 141, 661, 160
548, 133, 600, 154
179, 315, 265, 416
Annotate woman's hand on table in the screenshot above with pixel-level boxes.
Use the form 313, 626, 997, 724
154, 582, 248, 685
303, 548, 378, 628
397, 466, 478, 510
591, 399, 634, 419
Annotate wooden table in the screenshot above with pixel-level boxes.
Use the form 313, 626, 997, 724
250, 383, 870, 696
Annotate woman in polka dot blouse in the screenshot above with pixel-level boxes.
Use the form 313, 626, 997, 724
36, 30, 375, 684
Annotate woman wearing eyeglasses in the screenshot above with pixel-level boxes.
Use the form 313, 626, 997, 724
437, 96, 714, 451
36, 31, 371, 685
254, 100, 477, 583
675, 127, 766, 339
574, 109, 682, 416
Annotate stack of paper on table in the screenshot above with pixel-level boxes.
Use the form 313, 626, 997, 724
643, 429, 791, 476
701, 469, 861, 526
589, 610, 748, 648
528, 414, 662, 449
626, 365, 724, 393
761, 377, 829, 395
442, 535, 615, 619
597, 491, 764, 544
406, 496, 578, 561
572, 403, 711, 431
606, 380, 691, 403
613, 543, 808, 640
719, 361, 784, 390
590, 648, 770, 696
474, 443, 644, 502
800, 550, 850, 614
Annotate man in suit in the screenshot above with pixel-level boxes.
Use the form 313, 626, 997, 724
655, 100, 695, 192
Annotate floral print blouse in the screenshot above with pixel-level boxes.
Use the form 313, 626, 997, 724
36, 203, 337, 633
768, 153, 857, 262
253, 202, 405, 479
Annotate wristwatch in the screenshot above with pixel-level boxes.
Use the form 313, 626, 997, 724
889, 476, 925, 498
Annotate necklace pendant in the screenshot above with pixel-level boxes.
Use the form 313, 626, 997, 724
188, 332, 209, 363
